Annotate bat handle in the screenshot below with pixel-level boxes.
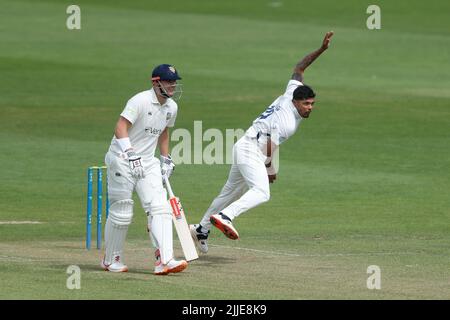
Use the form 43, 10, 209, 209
163, 175, 175, 198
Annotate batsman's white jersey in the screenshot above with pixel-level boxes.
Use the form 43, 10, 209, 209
104, 88, 178, 265
109, 88, 178, 159
200, 79, 304, 229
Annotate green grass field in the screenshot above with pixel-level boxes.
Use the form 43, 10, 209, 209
1, 0, 449, 299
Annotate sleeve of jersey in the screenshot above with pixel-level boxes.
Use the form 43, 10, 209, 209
283, 79, 303, 98
120, 99, 140, 124
271, 123, 287, 146
166, 105, 177, 127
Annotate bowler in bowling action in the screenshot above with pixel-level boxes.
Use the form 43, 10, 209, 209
190, 32, 334, 253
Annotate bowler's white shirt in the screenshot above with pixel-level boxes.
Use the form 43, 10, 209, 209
246, 80, 303, 145
109, 88, 178, 159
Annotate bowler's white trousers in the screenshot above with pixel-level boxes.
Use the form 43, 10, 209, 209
200, 135, 271, 230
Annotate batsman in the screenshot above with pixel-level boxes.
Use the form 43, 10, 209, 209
191, 32, 334, 253
101, 64, 188, 275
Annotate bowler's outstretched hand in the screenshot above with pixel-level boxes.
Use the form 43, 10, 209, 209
321, 31, 334, 51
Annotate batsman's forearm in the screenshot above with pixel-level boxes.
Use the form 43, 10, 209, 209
115, 116, 132, 139
158, 128, 170, 156
292, 47, 326, 81
115, 126, 128, 139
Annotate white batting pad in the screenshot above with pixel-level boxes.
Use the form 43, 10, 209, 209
104, 218, 129, 265
108, 199, 134, 225
150, 214, 173, 264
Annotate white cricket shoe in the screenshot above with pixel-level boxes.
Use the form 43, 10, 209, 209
154, 258, 188, 275
190, 224, 209, 254
210, 213, 239, 240
101, 255, 129, 273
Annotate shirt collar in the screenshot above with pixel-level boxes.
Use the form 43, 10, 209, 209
289, 101, 302, 120
150, 88, 168, 107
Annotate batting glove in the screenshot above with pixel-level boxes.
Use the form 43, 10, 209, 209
127, 150, 145, 180
160, 154, 175, 180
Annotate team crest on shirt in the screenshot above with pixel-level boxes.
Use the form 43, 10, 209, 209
275, 106, 281, 111
166, 112, 172, 120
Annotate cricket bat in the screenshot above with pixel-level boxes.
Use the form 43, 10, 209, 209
163, 176, 199, 261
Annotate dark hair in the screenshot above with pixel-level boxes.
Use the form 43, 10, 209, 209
293, 85, 315, 101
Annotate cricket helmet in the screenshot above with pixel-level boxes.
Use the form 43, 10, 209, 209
151, 64, 182, 81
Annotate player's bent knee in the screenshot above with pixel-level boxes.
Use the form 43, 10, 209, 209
108, 199, 134, 225
143, 203, 171, 217
261, 191, 270, 203
255, 187, 270, 203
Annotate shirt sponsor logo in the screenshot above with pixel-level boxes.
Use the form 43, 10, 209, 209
145, 127, 163, 136
166, 112, 172, 121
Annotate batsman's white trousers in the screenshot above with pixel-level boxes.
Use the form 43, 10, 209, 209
200, 135, 270, 230
105, 151, 174, 264
106, 152, 171, 215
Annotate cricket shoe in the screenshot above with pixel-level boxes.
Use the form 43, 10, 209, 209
210, 213, 239, 240
101, 255, 129, 273
154, 258, 188, 275
190, 224, 209, 254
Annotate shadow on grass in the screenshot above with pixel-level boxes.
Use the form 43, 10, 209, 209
194, 254, 237, 265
